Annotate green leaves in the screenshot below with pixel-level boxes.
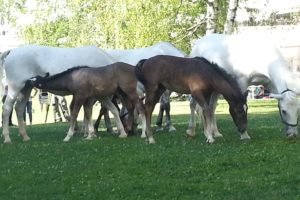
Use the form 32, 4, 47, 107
19, 0, 219, 52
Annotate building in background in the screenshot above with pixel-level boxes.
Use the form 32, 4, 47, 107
235, 0, 300, 72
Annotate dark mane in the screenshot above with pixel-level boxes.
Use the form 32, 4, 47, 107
46, 66, 91, 81
194, 57, 243, 98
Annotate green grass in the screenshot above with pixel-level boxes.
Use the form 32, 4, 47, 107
0, 100, 299, 200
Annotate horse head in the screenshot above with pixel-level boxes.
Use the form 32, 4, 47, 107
228, 91, 249, 139
270, 90, 300, 138
29, 72, 50, 88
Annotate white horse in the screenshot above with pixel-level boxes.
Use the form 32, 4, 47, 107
0, 45, 118, 143
106, 42, 186, 65
106, 41, 187, 137
187, 33, 300, 143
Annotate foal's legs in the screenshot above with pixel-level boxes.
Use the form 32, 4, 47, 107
144, 87, 166, 144
209, 92, 223, 138
135, 100, 147, 138
187, 96, 207, 137
186, 96, 197, 137
119, 96, 135, 135
187, 93, 223, 140
191, 91, 215, 143
83, 99, 97, 140
64, 96, 83, 142
101, 98, 127, 138
94, 106, 106, 132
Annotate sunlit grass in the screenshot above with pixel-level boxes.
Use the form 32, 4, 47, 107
0, 99, 299, 200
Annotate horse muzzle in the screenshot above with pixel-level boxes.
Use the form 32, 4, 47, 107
285, 125, 298, 139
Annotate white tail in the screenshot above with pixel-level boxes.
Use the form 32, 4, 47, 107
0, 50, 11, 97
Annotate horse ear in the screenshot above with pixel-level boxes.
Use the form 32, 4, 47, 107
269, 93, 283, 100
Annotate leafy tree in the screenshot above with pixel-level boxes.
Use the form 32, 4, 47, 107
20, 0, 229, 52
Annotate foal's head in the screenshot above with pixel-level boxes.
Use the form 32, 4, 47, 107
228, 92, 249, 133
29, 73, 50, 88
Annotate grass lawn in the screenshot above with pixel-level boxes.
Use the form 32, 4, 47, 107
0, 99, 299, 200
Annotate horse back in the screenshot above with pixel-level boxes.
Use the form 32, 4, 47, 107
190, 33, 288, 77
4, 45, 115, 80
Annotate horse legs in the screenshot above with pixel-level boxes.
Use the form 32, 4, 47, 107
191, 92, 215, 143
83, 99, 97, 140
64, 96, 83, 142
2, 94, 18, 143
156, 101, 165, 131
94, 105, 106, 132
102, 98, 127, 138
14, 87, 32, 142
135, 100, 147, 138
163, 90, 176, 132
187, 93, 223, 140
209, 92, 223, 138
119, 97, 136, 136
186, 96, 197, 137
144, 87, 166, 144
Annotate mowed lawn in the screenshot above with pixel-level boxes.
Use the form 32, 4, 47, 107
0, 99, 299, 200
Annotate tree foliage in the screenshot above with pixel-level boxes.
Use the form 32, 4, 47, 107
18, 0, 228, 52
0, 0, 26, 27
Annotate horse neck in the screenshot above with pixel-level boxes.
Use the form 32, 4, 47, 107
41, 78, 69, 91
216, 80, 241, 102
268, 59, 292, 93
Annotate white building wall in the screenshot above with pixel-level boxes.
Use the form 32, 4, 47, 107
236, 25, 300, 71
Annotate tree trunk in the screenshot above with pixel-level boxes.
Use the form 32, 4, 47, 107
223, 0, 239, 34
205, 0, 218, 35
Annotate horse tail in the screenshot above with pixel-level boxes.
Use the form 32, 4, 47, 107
0, 50, 10, 69
135, 59, 148, 99
0, 50, 11, 97
135, 59, 147, 85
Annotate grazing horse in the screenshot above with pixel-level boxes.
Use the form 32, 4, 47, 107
0, 45, 116, 143
188, 33, 300, 139
135, 55, 249, 144
29, 63, 145, 141
95, 41, 187, 136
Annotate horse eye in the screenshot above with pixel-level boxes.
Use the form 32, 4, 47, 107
282, 110, 287, 115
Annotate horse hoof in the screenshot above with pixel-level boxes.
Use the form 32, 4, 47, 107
23, 136, 31, 142
168, 126, 176, 132
156, 127, 164, 132
63, 137, 71, 142
85, 136, 94, 141
206, 138, 215, 144
141, 134, 147, 139
214, 133, 223, 138
240, 132, 251, 140
186, 130, 195, 137
119, 134, 127, 138
148, 137, 156, 144
3, 138, 12, 144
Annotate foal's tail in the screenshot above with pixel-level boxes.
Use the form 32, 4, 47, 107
135, 59, 147, 85
135, 59, 147, 99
